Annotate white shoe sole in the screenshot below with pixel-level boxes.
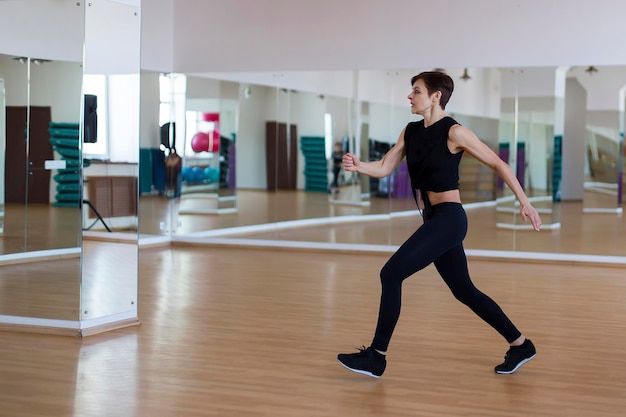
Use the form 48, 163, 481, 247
337, 359, 382, 378
495, 353, 536, 374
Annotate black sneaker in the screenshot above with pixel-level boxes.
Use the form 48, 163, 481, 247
337, 346, 386, 378
494, 339, 536, 374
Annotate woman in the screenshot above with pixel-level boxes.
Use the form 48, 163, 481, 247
337, 71, 541, 378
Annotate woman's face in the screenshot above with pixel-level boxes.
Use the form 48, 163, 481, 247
407, 78, 436, 115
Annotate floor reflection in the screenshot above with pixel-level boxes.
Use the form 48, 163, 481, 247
0, 204, 81, 255
81, 240, 138, 320
0, 257, 81, 320
195, 197, 625, 258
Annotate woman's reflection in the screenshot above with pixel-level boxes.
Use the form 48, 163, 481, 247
328, 141, 343, 194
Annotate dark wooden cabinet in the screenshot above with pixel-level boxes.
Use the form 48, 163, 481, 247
5, 106, 53, 204
266, 121, 297, 191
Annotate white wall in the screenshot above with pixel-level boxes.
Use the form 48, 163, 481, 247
571, 66, 626, 112
186, 76, 220, 99
140, 71, 161, 149
501, 67, 565, 99
368, 102, 414, 145
30, 60, 83, 123
236, 84, 274, 189
0, 56, 81, 122
0, 54, 29, 106
562, 78, 587, 200
192, 71, 355, 100
84, 0, 141, 75
140, 0, 174, 72
0, 0, 84, 62
357, 69, 502, 120
160, 0, 626, 74
0, 78, 4, 207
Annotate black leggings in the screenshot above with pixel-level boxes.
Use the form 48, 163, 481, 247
370, 202, 522, 352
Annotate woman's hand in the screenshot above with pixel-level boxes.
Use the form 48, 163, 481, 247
343, 153, 360, 172
520, 203, 542, 231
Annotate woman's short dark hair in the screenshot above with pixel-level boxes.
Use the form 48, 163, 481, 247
411, 71, 454, 110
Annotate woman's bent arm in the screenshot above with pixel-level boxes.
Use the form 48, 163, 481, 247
343, 128, 406, 178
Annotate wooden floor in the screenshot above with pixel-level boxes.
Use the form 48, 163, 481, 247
0, 248, 625, 415
1, 191, 626, 416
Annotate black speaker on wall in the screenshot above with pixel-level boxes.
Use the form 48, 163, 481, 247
84, 94, 98, 143
160, 122, 176, 149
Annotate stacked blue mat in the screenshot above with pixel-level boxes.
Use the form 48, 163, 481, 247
300, 136, 328, 192
48, 122, 90, 207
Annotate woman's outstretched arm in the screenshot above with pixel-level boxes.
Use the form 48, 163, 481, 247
449, 124, 542, 231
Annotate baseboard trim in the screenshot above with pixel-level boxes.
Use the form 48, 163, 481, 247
0, 323, 81, 337
171, 236, 626, 268
79, 318, 141, 337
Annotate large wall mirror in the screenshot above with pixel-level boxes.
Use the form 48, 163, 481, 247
0, 0, 141, 335
0, 0, 84, 328
496, 67, 563, 233
0, 52, 83, 256
153, 66, 623, 260
139, 72, 240, 238
80, 0, 141, 332
569, 66, 625, 214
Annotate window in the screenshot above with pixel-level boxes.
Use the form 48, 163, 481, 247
83, 73, 140, 163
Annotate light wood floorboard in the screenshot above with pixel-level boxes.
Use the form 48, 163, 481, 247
1, 246, 626, 416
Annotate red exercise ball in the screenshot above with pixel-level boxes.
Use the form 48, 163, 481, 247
191, 131, 220, 153
201, 112, 220, 122
191, 131, 210, 152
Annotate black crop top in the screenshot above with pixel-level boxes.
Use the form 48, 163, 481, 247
404, 116, 463, 192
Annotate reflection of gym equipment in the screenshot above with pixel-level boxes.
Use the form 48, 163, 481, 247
181, 165, 220, 184
83, 176, 138, 231
300, 136, 327, 192
191, 130, 220, 153
182, 112, 223, 191
82, 199, 112, 232
191, 112, 221, 153
160, 122, 183, 198
49, 122, 91, 207
49, 121, 114, 232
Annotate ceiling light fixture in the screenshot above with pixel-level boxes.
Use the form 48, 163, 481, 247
460, 68, 471, 81
12, 57, 51, 65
